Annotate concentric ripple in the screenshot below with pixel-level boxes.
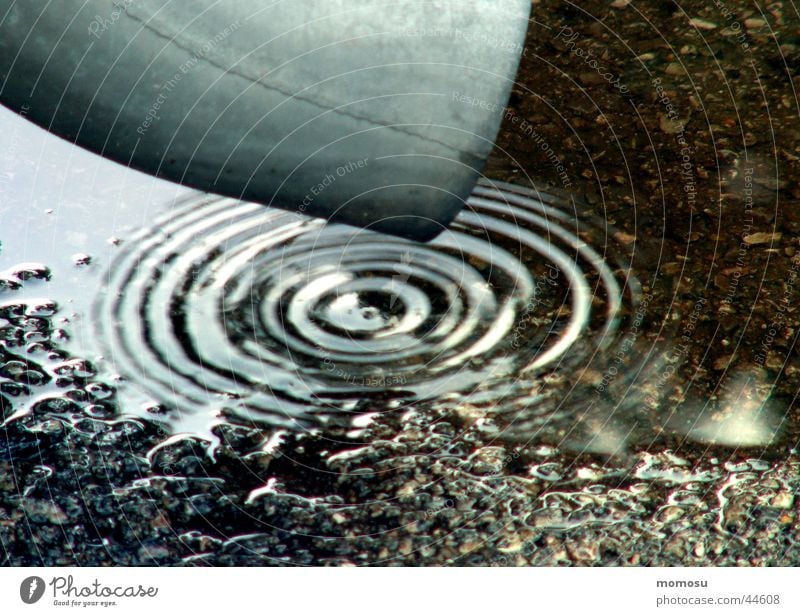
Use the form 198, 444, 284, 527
92, 180, 639, 432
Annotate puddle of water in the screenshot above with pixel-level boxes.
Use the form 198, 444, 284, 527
0, 105, 791, 457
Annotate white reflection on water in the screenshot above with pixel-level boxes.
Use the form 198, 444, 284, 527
680, 370, 782, 447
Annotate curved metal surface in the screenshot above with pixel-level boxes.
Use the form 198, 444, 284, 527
0, 1, 530, 240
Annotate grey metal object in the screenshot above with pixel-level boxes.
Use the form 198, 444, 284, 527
0, 0, 530, 240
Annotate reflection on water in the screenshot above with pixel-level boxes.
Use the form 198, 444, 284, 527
674, 370, 782, 448
86, 180, 648, 452
1, 224, 785, 456
0, 200, 788, 456
0, 98, 791, 458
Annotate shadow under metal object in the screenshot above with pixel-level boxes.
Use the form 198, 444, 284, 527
0, 1, 531, 241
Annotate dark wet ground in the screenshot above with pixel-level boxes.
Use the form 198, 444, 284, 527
2, 0, 800, 565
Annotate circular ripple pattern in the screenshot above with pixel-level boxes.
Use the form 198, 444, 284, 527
93, 180, 639, 432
